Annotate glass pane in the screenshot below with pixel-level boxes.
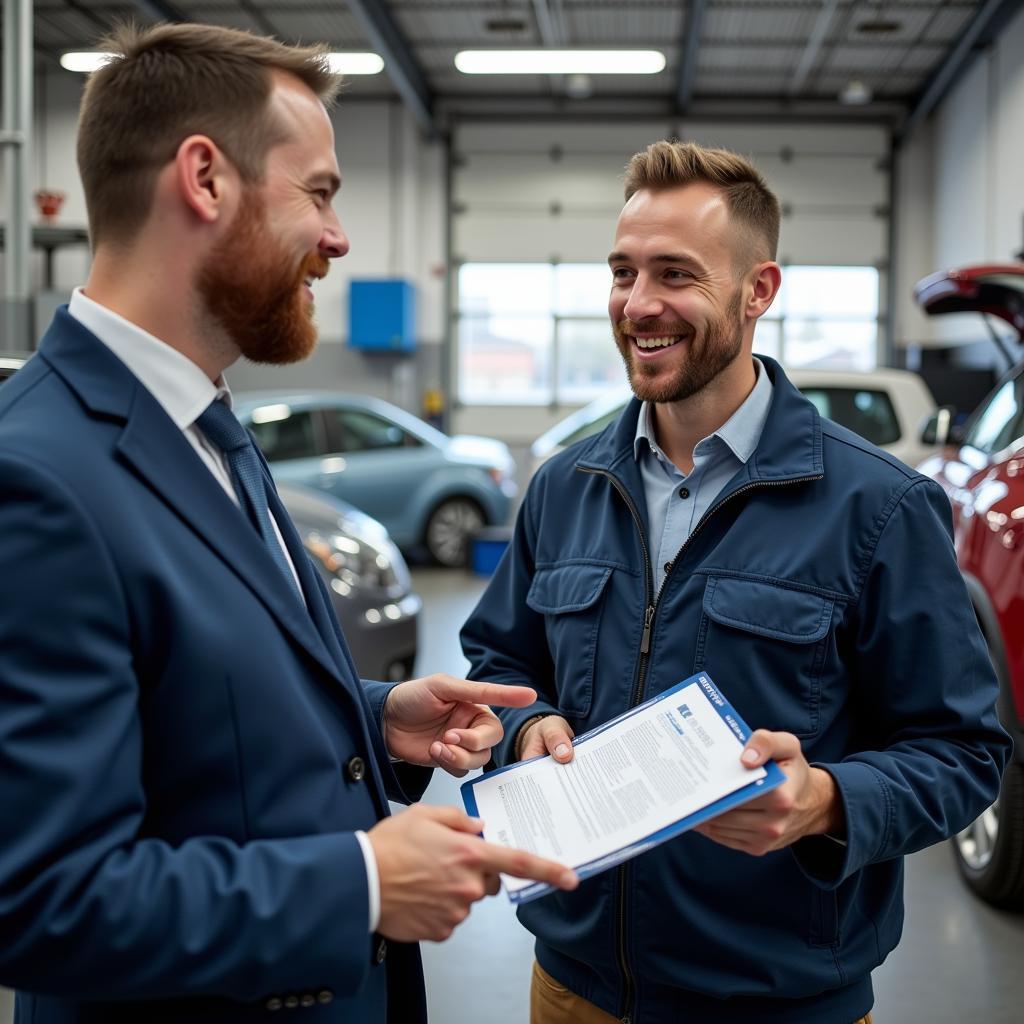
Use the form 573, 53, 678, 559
778, 266, 879, 319
753, 318, 781, 362
554, 263, 613, 316
783, 320, 877, 371
248, 409, 319, 462
964, 378, 1023, 454
459, 315, 554, 404
555, 319, 623, 403
458, 263, 553, 315
798, 387, 900, 447
331, 410, 411, 453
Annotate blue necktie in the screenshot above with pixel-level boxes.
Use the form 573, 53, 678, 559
197, 398, 302, 601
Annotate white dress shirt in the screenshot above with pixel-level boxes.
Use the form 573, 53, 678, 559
67, 288, 382, 933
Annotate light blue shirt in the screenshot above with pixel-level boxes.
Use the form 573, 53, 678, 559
635, 358, 773, 596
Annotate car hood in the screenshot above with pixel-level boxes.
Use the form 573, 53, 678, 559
446, 434, 514, 469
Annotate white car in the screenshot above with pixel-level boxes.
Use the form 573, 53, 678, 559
530, 367, 938, 475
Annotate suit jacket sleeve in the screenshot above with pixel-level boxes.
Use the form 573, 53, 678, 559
0, 454, 375, 1002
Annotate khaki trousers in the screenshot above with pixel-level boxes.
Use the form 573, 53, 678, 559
530, 961, 874, 1024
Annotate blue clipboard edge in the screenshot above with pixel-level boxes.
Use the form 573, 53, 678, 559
460, 671, 786, 904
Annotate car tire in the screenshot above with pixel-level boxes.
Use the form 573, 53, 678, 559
953, 759, 1024, 909
424, 496, 485, 568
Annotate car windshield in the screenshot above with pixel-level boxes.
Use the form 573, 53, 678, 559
799, 387, 900, 446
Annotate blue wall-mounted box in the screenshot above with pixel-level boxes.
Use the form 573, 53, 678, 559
348, 278, 416, 353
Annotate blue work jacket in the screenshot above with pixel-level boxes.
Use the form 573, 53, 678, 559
462, 357, 1010, 1024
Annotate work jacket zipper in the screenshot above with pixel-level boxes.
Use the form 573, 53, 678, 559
577, 465, 822, 1024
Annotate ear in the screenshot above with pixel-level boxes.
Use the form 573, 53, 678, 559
173, 134, 235, 224
745, 261, 782, 320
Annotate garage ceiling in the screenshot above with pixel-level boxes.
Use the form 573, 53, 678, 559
18, 1, 1024, 130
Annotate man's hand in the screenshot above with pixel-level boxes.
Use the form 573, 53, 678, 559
383, 673, 537, 777
693, 729, 843, 856
518, 714, 575, 763
367, 804, 578, 942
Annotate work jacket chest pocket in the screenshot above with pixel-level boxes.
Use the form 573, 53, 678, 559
526, 563, 614, 718
696, 575, 835, 739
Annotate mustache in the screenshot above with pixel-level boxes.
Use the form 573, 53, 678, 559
299, 252, 330, 282
616, 318, 693, 336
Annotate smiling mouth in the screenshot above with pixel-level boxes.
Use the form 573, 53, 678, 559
632, 335, 685, 350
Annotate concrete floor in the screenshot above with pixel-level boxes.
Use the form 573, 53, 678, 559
2, 566, 1022, 1023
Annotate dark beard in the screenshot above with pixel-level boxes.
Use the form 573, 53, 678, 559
197, 191, 328, 365
613, 290, 744, 403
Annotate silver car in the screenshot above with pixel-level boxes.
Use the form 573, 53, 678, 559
277, 484, 420, 682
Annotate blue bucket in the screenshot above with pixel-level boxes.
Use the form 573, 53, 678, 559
470, 527, 511, 576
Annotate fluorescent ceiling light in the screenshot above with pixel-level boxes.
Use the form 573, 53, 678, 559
60, 51, 118, 73
327, 52, 384, 75
839, 79, 873, 106
454, 50, 666, 75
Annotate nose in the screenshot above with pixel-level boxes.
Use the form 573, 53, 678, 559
622, 274, 663, 322
320, 208, 349, 259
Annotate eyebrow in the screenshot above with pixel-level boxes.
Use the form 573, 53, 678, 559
607, 252, 705, 269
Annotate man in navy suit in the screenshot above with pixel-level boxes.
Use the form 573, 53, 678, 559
0, 22, 576, 1023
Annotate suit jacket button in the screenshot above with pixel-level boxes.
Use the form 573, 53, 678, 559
317, 990, 334, 1004
266, 996, 283, 1011
346, 755, 366, 782
375, 938, 388, 964
300, 993, 315, 1007
284, 995, 299, 1009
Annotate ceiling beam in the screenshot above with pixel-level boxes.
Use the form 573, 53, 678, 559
345, 0, 437, 137
899, 0, 1024, 140
676, 0, 708, 114
788, 0, 840, 96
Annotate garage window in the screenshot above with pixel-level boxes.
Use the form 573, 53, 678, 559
457, 262, 619, 405
757, 266, 880, 371
456, 262, 879, 405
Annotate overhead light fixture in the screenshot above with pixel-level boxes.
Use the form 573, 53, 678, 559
839, 79, 873, 106
454, 50, 666, 75
327, 52, 384, 75
60, 51, 117, 73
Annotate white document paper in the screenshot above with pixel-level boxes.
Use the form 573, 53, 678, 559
462, 673, 785, 902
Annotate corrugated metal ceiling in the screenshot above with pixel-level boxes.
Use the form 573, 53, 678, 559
15, 1, 1003, 121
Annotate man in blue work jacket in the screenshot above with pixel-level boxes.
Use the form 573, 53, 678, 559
461, 140, 1010, 1024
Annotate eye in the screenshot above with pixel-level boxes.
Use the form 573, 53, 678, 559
611, 267, 634, 281
665, 269, 693, 281
311, 188, 330, 204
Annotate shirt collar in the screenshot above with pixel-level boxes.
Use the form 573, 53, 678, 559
633, 356, 773, 465
68, 288, 231, 430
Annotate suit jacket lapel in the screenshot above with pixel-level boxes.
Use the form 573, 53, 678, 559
115, 395, 346, 683
261, 468, 355, 676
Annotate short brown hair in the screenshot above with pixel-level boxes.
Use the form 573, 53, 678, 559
623, 140, 780, 262
77, 22, 342, 247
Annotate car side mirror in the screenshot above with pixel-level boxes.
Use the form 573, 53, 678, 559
921, 406, 957, 446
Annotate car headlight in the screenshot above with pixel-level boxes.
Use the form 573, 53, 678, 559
303, 517, 410, 597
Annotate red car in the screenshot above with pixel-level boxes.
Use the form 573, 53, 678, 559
915, 263, 1024, 908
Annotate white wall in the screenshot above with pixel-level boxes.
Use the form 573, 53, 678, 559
0, 73, 447, 352
895, 3, 1024, 355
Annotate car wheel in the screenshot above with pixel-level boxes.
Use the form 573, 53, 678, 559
424, 497, 485, 568
953, 760, 1024, 909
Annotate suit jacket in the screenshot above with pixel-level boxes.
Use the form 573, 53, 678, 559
0, 308, 430, 1023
